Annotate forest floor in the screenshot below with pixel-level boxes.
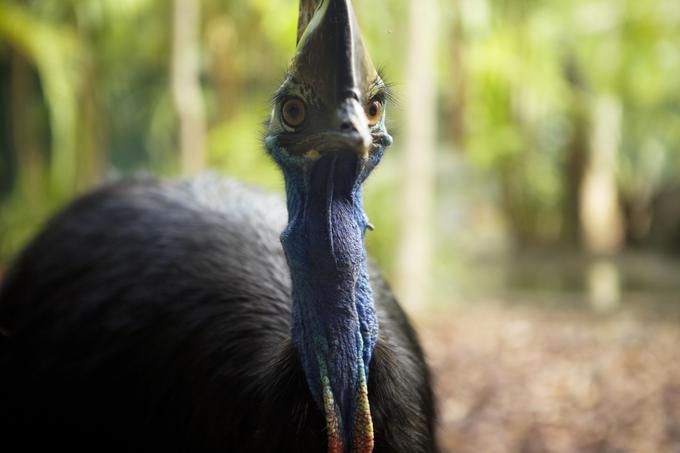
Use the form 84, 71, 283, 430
418, 303, 680, 453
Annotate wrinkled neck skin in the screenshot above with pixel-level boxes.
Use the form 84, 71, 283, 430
267, 138, 384, 453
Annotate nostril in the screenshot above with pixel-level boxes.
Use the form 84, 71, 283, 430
340, 121, 355, 132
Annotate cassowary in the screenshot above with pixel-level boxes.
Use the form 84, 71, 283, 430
0, 1, 437, 452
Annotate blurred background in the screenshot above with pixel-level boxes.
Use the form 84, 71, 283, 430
1, 0, 680, 451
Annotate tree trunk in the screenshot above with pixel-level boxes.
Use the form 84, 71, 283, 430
448, 0, 465, 150
10, 50, 44, 201
580, 95, 624, 254
561, 57, 588, 246
172, 0, 206, 175
581, 96, 624, 312
395, 0, 438, 311
76, 62, 106, 191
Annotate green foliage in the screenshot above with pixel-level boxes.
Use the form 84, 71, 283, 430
455, 0, 680, 244
1, 0, 680, 266
207, 101, 282, 191
0, 2, 83, 195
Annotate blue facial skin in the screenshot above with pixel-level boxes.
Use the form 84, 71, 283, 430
265, 117, 392, 446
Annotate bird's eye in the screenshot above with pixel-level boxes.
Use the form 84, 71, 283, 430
282, 98, 306, 128
365, 99, 383, 127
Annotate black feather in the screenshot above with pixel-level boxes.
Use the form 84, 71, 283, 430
0, 174, 436, 452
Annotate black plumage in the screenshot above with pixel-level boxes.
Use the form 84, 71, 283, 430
0, 175, 436, 452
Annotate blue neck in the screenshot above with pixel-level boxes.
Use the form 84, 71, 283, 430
277, 152, 378, 446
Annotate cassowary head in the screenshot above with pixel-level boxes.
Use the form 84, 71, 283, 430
264, 1, 393, 452
265, 0, 393, 181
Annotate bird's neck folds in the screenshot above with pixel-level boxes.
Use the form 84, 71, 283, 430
280, 154, 377, 453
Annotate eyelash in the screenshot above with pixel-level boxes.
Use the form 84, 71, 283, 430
370, 93, 386, 105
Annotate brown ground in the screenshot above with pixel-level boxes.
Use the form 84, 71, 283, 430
417, 304, 680, 453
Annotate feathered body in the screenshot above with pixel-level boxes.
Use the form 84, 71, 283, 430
0, 176, 436, 452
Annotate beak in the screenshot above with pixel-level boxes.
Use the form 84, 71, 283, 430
292, 0, 378, 155
335, 98, 372, 158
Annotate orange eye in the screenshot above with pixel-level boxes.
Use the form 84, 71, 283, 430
282, 98, 306, 128
365, 100, 383, 127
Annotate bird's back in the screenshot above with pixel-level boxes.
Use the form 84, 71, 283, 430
0, 175, 435, 452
